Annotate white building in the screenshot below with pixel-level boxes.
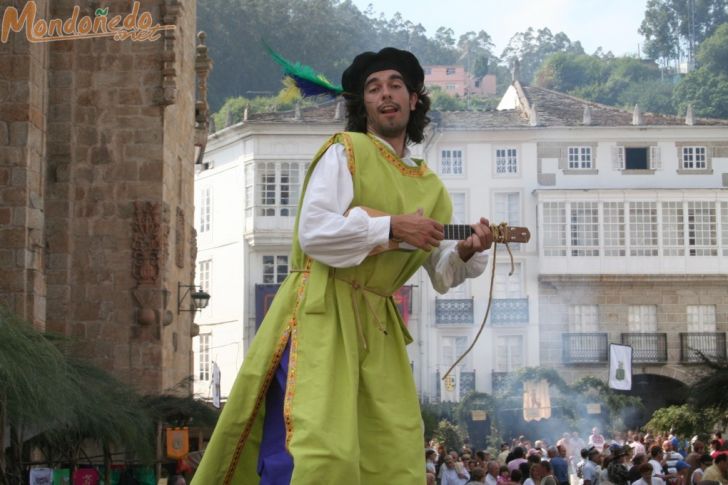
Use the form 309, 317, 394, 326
194, 85, 728, 418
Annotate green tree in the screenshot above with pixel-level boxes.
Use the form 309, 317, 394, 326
645, 404, 723, 438
674, 23, 728, 118
501, 27, 584, 83
434, 419, 466, 453
639, 0, 728, 67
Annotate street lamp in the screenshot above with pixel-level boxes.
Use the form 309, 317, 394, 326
178, 283, 211, 312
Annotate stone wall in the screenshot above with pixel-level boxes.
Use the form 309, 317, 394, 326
0, 0, 198, 394
538, 276, 728, 384
0, 0, 49, 328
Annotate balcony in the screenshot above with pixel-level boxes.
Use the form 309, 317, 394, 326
491, 298, 529, 326
621, 333, 668, 364
680, 332, 727, 363
491, 371, 511, 394
435, 298, 474, 325
562, 333, 608, 364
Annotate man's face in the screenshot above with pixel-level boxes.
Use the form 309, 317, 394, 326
444, 456, 455, 468
363, 69, 417, 140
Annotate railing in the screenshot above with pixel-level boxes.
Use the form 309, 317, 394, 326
491, 298, 529, 326
460, 370, 476, 398
562, 333, 608, 364
680, 332, 727, 363
491, 371, 511, 394
435, 298, 474, 325
621, 333, 668, 363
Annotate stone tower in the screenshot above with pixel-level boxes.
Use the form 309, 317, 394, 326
0, 0, 208, 394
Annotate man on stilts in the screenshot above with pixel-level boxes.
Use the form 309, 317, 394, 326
192, 47, 494, 485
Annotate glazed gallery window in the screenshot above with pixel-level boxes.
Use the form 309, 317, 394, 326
542, 199, 724, 257
542, 202, 566, 256
570, 201, 599, 256
441, 149, 463, 175
247, 161, 305, 217
262, 255, 288, 284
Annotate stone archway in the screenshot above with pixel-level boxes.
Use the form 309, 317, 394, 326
621, 374, 689, 429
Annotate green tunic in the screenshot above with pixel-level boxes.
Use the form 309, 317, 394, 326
192, 132, 452, 484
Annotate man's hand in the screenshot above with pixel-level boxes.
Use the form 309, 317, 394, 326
457, 217, 493, 261
390, 208, 444, 251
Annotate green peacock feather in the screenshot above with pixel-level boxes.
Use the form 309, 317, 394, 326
265, 46, 343, 98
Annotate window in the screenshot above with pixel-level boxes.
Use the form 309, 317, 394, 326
628, 305, 657, 333
446, 67, 456, 75
441, 336, 469, 369
199, 187, 211, 232
494, 192, 521, 251
254, 162, 304, 217
446, 84, 456, 91
615, 146, 660, 170
199, 334, 211, 381
625, 147, 649, 170
629, 202, 658, 256
723, 202, 728, 256
662, 202, 685, 256
449, 191, 466, 223
681, 146, 707, 169
441, 149, 463, 175
198, 259, 211, 293
424, 67, 432, 75
570, 202, 599, 256
495, 148, 518, 175
279, 162, 301, 216
687, 305, 716, 332
494, 192, 520, 226
567, 146, 592, 169
262, 255, 288, 284
687, 201, 717, 256
495, 335, 524, 372
603, 202, 625, 256
569, 305, 598, 332
244, 164, 254, 218
493, 263, 522, 298
543, 202, 566, 256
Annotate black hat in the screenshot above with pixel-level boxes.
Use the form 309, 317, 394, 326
341, 47, 424, 97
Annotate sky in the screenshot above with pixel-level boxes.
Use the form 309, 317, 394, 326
350, 0, 649, 57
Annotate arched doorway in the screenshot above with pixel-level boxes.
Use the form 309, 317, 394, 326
621, 374, 688, 429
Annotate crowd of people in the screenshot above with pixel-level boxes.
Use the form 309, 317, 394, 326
425, 429, 728, 485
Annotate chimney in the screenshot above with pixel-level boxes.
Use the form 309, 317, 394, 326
208, 116, 216, 133
511, 58, 521, 83
582, 105, 592, 125
685, 104, 695, 126
632, 104, 643, 126
243, 106, 248, 122
294, 101, 302, 120
529, 103, 539, 127
226, 108, 234, 127
334, 99, 342, 121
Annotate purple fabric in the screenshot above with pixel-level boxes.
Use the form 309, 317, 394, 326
258, 340, 294, 485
